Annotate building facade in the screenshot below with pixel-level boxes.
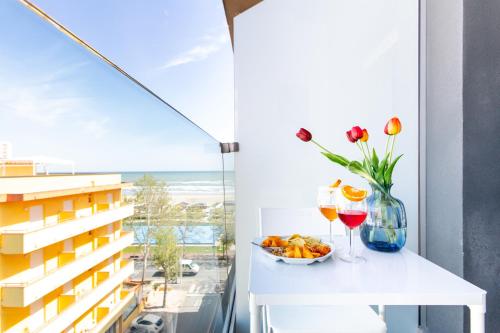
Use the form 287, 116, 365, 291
0, 162, 135, 333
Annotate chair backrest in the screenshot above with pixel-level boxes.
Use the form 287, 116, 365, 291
259, 208, 345, 237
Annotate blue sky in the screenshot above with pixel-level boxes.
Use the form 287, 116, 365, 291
0, 0, 233, 171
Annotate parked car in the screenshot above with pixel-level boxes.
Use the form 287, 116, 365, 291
128, 254, 142, 261
130, 314, 164, 333
181, 259, 200, 276
128, 327, 149, 333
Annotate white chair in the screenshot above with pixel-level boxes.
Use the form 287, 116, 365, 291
259, 208, 387, 333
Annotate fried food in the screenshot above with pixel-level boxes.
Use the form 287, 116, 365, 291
261, 235, 331, 259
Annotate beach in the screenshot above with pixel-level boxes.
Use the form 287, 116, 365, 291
121, 171, 234, 205
121, 171, 235, 246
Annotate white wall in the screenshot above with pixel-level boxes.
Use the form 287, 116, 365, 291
234, 0, 419, 332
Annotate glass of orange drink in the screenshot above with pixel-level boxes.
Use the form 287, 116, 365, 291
317, 185, 339, 243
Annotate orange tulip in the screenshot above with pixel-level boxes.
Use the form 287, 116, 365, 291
384, 117, 402, 135
360, 129, 369, 142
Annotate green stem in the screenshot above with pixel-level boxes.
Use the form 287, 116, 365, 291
364, 142, 371, 160
385, 136, 391, 156
356, 141, 370, 164
311, 139, 333, 154
389, 135, 397, 163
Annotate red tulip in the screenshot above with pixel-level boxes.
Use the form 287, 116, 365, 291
360, 129, 369, 142
296, 128, 312, 142
384, 117, 402, 135
346, 130, 357, 143
351, 126, 363, 140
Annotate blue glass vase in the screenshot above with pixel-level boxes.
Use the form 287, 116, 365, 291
360, 185, 407, 252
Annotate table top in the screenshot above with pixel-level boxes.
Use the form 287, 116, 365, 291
249, 236, 486, 306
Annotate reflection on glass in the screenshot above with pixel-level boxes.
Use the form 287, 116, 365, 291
0, 1, 234, 332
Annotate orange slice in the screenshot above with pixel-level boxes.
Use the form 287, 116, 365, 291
329, 179, 342, 188
341, 185, 368, 202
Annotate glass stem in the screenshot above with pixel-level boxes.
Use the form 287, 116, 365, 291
349, 228, 355, 258
329, 223, 332, 243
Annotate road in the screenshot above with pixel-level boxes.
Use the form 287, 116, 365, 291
128, 258, 231, 333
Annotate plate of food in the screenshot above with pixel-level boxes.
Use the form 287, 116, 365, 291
255, 234, 334, 265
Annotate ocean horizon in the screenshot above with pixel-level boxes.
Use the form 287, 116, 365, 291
120, 170, 234, 197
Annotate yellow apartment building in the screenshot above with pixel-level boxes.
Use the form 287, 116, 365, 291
0, 160, 136, 333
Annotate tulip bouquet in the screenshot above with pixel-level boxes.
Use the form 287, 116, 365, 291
296, 117, 403, 195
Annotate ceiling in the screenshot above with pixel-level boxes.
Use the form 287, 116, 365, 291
222, 0, 262, 45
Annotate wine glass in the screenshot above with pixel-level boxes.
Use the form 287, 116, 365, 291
317, 186, 338, 243
336, 187, 368, 263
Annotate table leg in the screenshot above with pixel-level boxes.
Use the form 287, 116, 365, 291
468, 304, 485, 333
378, 305, 385, 321
249, 293, 262, 333
262, 305, 269, 333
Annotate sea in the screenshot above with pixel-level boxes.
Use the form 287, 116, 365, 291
121, 171, 234, 198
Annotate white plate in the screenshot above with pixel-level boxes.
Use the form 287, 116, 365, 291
255, 236, 334, 265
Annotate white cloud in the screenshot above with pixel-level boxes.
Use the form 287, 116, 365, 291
0, 60, 89, 126
201, 32, 230, 44
0, 83, 109, 140
0, 85, 82, 126
160, 32, 230, 70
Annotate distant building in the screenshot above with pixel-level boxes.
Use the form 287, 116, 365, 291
0, 142, 12, 160
0, 159, 136, 333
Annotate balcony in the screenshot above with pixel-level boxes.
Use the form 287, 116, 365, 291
34, 260, 134, 333
1, 232, 133, 307
89, 290, 135, 333
0, 205, 134, 254
58, 293, 76, 313
58, 251, 76, 267
96, 202, 112, 212
58, 210, 76, 222
96, 271, 111, 286
96, 306, 110, 322
96, 235, 113, 248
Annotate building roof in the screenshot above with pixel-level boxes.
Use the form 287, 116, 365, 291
0, 174, 130, 202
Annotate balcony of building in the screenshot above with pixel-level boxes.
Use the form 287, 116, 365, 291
0, 231, 133, 307
90, 289, 136, 333
34, 260, 134, 333
0, 204, 134, 254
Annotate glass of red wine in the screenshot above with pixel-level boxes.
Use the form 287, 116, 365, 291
336, 187, 368, 263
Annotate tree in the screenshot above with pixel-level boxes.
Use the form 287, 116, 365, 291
151, 227, 180, 308
209, 205, 235, 259
125, 174, 172, 297
178, 205, 205, 258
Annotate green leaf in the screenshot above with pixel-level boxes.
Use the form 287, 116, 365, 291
321, 152, 349, 167
376, 154, 389, 184
371, 148, 379, 172
347, 160, 363, 172
347, 161, 378, 184
362, 159, 368, 172
384, 154, 403, 185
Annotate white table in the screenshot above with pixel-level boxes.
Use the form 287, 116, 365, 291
249, 236, 486, 333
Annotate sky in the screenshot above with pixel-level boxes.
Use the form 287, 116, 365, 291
0, 0, 234, 171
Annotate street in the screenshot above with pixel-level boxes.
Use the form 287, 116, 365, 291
128, 258, 231, 333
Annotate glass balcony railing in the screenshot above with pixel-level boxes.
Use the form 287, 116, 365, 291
0, 1, 236, 333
